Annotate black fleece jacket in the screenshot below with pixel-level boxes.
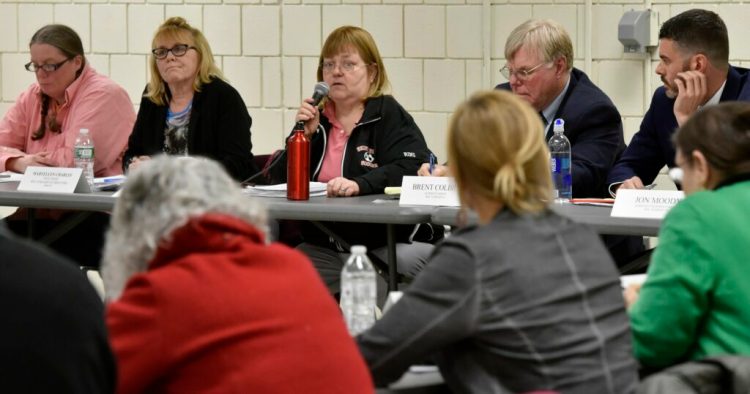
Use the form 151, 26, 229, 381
271, 95, 433, 248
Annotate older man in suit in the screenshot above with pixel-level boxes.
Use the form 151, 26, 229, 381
608, 9, 750, 192
496, 19, 626, 198
419, 19, 639, 265
422, 19, 625, 198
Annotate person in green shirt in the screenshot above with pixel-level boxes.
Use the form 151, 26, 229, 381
625, 102, 750, 369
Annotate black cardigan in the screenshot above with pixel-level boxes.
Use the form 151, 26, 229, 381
124, 77, 257, 181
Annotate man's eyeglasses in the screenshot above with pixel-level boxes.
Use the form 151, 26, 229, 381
25, 58, 72, 73
152, 44, 196, 60
499, 62, 549, 81
321, 61, 371, 74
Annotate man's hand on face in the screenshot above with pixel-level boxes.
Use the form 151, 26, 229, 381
673, 70, 708, 127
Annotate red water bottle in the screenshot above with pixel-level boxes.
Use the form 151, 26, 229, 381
287, 121, 309, 200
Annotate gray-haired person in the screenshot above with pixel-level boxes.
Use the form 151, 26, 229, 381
102, 155, 373, 393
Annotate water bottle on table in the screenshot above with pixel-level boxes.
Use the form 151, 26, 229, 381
340, 245, 377, 335
549, 119, 572, 201
73, 128, 95, 188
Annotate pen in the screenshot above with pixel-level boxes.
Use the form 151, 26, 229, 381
644, 183, 657, 190
429, 153, 435, 175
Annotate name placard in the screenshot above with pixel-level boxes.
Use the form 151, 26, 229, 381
611, 189, 684, 219
17, 166, 91, 194
399, 176, 460, 207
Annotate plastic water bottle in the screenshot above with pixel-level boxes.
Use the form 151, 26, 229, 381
549, 119, 572, 201
286, 121, 309, 200
73, 128, 95, 188
340, 245, 377, 336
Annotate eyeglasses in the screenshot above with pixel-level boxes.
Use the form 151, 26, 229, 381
152, 44, 196, 60
321, 61, 371, 74
25, 58, 72, 73
499, 62, 549, 81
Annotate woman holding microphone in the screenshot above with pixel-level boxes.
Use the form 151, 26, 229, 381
271, 26, 435, 296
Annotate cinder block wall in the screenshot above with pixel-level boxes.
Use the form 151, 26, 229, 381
1, 2, 749, 164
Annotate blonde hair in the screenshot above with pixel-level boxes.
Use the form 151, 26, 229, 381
448, 90, 553, 214
505, 19, 573, 71
145, 17, 224, 106
316, 26, 390, 99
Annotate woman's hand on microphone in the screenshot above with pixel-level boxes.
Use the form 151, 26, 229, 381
296, 98, 321, 138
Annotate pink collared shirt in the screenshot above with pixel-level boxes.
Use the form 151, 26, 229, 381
317, 103, 350, 183
0, 64, 135, 176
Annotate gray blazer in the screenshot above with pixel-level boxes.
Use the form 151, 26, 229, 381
357, 209, 638, 393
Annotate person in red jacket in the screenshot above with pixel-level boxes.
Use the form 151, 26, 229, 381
102, 155, 373, 394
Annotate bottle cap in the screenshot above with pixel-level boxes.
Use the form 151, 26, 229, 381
351, 245, 367, 255
553, 119, 565, 133
80, 128, 90, 134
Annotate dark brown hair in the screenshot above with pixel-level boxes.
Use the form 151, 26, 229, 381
674, 102, 750, 180
659, 9, 729, 71
29, 24, 86, 140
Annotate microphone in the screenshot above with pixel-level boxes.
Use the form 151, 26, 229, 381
310, 81, 330, 107
240, 82, 330, 186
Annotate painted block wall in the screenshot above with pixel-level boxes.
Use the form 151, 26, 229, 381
2, 1, 749, 171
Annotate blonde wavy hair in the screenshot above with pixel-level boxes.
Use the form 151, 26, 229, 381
505, 19, 574, 71
316, 26, 390, 99
101, 156, 268, 300
145, 17, 224, 106
448, 90, 553, 214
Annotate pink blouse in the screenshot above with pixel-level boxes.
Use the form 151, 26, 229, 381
0, 64, 135, 176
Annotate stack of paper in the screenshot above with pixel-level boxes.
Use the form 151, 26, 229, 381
570, 198, 615, 207
94, 175, 126, 191
244, 182, 328, 198
0, 171, 23, 183
620, 274, 647, 289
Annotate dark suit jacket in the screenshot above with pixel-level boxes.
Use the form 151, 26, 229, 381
0, 223, 116, 393
497, 68, 625, 197
607, 66, 750, 186
124, 77, 257, 181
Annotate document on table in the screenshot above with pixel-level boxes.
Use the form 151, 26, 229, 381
570, 198, 615, 207
94, 175, 126, 191
0, 171, 23, 183
620, 274, 647, 289
244, 182, 328, 198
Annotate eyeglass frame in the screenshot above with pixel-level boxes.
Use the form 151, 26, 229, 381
320, 60, 373, 74
499, 62, 550, 81
151, 44, 197, 60
25, 57, 73, 73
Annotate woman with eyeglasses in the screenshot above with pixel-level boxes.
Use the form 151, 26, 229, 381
270, 26, 435, 297
123, 17, 257, 181
625, 102, 750, 370
0, 24, 134, 267
0, 24, 134, 175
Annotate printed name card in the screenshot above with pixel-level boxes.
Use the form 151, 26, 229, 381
611, 189, 685, 219
17, 166, 91, 194
399, 176, 460, 207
